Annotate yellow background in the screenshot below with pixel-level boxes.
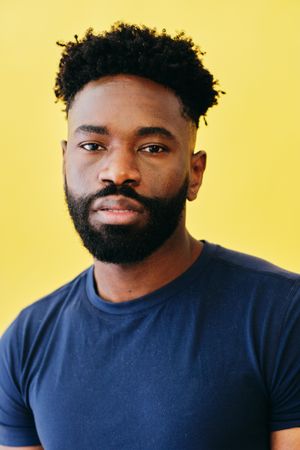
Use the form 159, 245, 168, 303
1, 0, 299, 333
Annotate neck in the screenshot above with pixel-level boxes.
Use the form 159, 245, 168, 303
92, 224, 202, 303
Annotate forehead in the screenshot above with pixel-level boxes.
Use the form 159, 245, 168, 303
67, 74, 195, 140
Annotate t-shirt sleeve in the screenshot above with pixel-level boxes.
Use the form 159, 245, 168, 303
269, 280, 300, 431
0, 316, 41, 446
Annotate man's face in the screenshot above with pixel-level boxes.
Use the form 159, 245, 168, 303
63, 75, 205, 264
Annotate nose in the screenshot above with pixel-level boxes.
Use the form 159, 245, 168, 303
98, 148, 141, 186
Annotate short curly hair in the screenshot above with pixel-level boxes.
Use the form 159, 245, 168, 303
54, 22, 223, 127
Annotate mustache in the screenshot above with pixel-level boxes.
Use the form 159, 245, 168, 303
70, 183, 160, 210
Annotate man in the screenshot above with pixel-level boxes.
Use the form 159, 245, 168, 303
0, 23, 300, 450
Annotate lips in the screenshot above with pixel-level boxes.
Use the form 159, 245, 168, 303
91, 196, 144, 213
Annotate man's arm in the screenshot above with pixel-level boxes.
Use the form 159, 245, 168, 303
0, 446, 43, 449
271, 428, 300, 449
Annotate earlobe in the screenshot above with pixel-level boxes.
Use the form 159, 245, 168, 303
187, 150, 206, 201
61, 140, 67, 156
61, 140, 67, 177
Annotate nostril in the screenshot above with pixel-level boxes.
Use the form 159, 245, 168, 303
98, 161, 141, 186
101, 177, 139, 186
101, 179, 115, 184
123, 179, 138, 186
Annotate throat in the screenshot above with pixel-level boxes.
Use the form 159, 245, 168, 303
92, 233, 202, 303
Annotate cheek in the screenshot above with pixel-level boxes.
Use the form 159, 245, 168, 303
146, 168, 188, 198
64, 154, 97, 196
64, 149, 189, 197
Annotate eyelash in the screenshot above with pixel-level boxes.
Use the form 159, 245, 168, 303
80, 143, 103, 152
79, 143, 168, 154
140, 144, 167, 154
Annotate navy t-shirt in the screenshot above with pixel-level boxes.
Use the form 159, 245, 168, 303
1, 242, 300, 449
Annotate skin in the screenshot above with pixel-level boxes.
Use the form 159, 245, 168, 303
61, 74, 300, 448
0, 447, 43, 450
271, 428, 300, 449
62, 74, 206, 302
4, 75, 297, 450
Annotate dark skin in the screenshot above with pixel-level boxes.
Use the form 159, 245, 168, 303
62, 74, 206, 302
62, 74, 300, 448
3, 75, 297, 450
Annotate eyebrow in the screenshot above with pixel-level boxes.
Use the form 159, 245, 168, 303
74, 125, 176, 141
136, 126, 175, 141
75, 125, 109, 135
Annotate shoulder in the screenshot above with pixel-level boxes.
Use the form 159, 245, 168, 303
210, 243, 299, 278
208, 242, 300, 288
201, 242, 300, 320
0, 268, 93, 406
0, 267, 91, 348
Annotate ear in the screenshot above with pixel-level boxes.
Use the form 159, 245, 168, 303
61, 140, 67, 156
187, 150, 206, 201
61, 140, 67, 175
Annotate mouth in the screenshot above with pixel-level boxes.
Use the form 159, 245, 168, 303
90, 196, 145, 225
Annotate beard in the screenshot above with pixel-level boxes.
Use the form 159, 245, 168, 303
64, 177, 189, 264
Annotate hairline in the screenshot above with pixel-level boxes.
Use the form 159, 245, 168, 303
65, 74, 199, 128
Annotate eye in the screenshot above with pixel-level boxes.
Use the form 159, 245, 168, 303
80, 143, 104, 152
139, 144, 167, 154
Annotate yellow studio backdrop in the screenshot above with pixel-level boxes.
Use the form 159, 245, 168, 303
0, 0, 299, 333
